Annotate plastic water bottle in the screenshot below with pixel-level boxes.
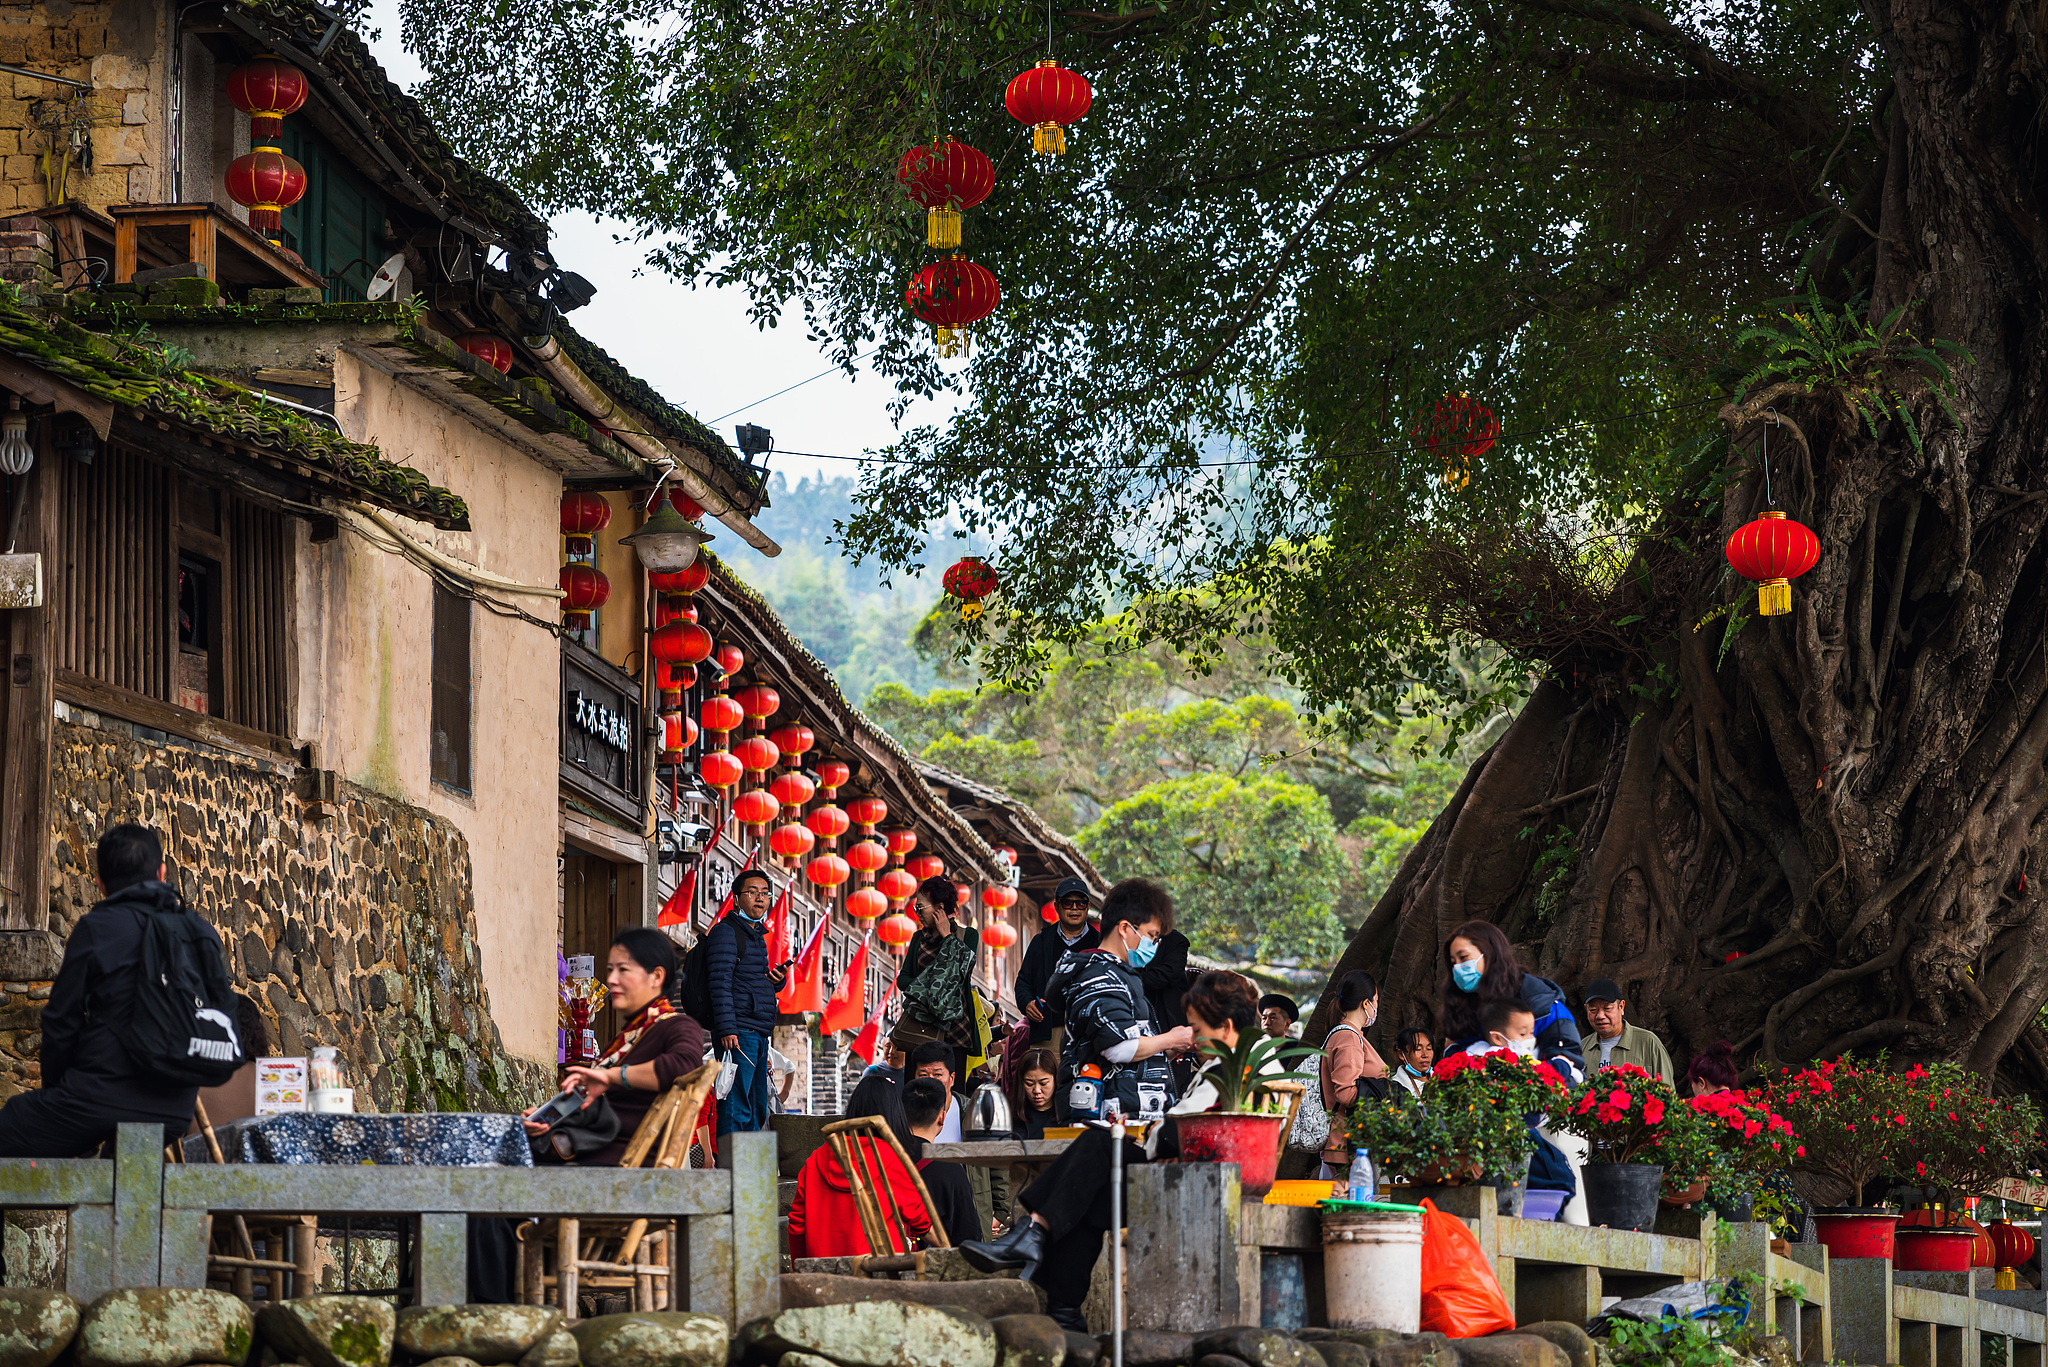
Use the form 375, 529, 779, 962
1348, 1148, 1376, 1203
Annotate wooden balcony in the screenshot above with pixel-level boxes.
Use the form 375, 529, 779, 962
106, 202, 323, 293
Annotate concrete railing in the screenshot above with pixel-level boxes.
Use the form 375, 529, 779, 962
0, 1123, 777, 1321
1832, 1260, 2047, 1367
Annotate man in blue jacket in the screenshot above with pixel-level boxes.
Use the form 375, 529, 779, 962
704, 870, 788, 1134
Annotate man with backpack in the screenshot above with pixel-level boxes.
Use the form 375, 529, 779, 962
703, 869, 788, 1135
0, 824, 243, 1157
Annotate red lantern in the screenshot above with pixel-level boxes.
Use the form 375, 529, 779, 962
846, 840, 888, 874
981, 922, 1019, 950
885, 829, 918, 858
1421, 393, 1499, 489
1991, 1220, 2037, 1270
953, 881, 972, 908
846, 796, 889, 829
770, 724, 815, 760
896, 140, 995, 249
806, 804, 851, 841
879, 868, 919, 904
649, 560, 710, 594
769, 823, 816, 859
701, 695, 745, 736
847, 887, 889, 921
942, 558, 999, 618
1005, 59, 1093, 154
737, 684, 781, 724
878, 913, 919, 947
225, 59, 310, 140
561, 491, 612, 536
906, 256, 1000, 358
816, 759, 851, 792
806, 854, 851, 888
701, 750, 743, 789
1725, 510, 1821, 617
1042, 901, 1059, 923
982, 884, 1018, 910
663, 714, 698, 756
735, 735, 781, 772
669, 490, 704, 521
652, 621, 714, 666
224, 146, 307, 239
995, 845, 1018, 867
657, 596, 698, 627
659, 662, 699, 692
769, 771, 817, 808
733, 789, 780, 828
453, 331, 514, 374
907, 854, 944, 881
714, 644, 746, 679
558, 564, 610, 632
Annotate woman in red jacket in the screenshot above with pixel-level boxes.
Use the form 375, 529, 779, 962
788, 1073, 933, 1258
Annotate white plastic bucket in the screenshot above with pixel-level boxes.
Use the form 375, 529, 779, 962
1323, 1207, 1424, 1332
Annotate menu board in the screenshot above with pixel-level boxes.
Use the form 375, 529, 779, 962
255, 1056, 309, 1115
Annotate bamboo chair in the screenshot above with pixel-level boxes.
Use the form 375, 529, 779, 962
519, 1059, 719, 1315
1267, 1080, 1307, 1151
819, 1114, 951, 1277
191, 1099, 311, 1299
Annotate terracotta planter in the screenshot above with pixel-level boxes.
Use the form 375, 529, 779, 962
1660, 1177, 1709, 1207
1176, 1111, 1290, 1196
1812, 1207, 1901, 1260
1896, 1227, 1978, 1272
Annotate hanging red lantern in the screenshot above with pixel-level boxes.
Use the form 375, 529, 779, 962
906, 256, 1000, 359
733, 789, 780, 828
663, 714, 698, 756
769, 822, 816, 860
770, 725, 815, 765
1041, 901, 1059, 923
1726, 510, 1821, 617
884, 828, 918, 859
847, 887, 889, 921
735, 735, 781, 772
714, 644, 745, 680
701, 695, 745, 736
878, 913, 919, 947
816, 758, 851, 792
657, 596, 698, 628
649, 560, 710, 594
982, 884, 1018, 910
225, 60, 310, 140
669, 490, 704, 521
896, 140, 995, 249
737, 684, 781, 725
953, 881, 972, 907
701, 750, 744, 789
846, 796, 889, 829
806, 853, 851, 889
770, 770, 817, 808
652, 621, 714, 665
1005, 59, 1092, 154
557, 564, 610, 633
806, 804, 851, 841
994, 845, 1018, 867
907, 854, 945, 881
981, 922, 1019, 951
561, 491, 612, 538
846, 840, 888, 874
1991, 1220, 2037, 1270
659, 662, 699, 693
942, 557, 999, 620
451, 331, 514, 374
879, 868, 919, 904
224, 145, 307, 240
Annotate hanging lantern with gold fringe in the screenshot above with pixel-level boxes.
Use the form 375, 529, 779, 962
896, 140, 994, 249
1725, 511, 1820, 617
1005, 59, 1092, 155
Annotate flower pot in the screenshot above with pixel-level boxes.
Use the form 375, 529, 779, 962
1582, 1162, 1664, 1232
1896, 1227, 1978, 1272
1712, 1190, 1757, 1224
1660, 1177, 1709, 1208
1176, 1111, 1291, 1197
1812, 1207, 1901, 1260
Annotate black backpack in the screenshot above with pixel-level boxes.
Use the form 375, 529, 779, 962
116, 893, 246, 1087
674, 922, 718, 1030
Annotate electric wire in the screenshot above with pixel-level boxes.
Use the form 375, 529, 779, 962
705, 348, 882, 424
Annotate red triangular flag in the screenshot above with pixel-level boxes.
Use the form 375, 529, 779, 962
656, 865, 697, 928
777, 914, 829, 1015
822, 934, 872, 1034
849, 985, 897, 1065
764, 885, 792, 966
713, 848, 759, 924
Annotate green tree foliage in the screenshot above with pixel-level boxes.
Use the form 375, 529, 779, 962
1079, 773, 1348, 966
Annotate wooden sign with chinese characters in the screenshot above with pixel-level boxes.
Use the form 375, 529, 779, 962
560, 641, 646, 826
1989, 1177, 2048, 1208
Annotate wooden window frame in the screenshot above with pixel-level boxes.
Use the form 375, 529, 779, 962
430, 579, 473, 795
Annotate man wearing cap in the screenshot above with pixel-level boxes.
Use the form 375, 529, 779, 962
1015, 878, 1101, 1046
1581, 979, 1675, 1085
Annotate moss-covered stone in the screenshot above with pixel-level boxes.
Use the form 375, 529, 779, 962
255, 1296, 395, 1367
568, 1313, 724, 1367
0, 1289, 81, 1367
396, 1306, 561, 1366
75, 1289, 253, 1367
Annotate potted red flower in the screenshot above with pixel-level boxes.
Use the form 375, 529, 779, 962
1894, 1062, 2042, 1271
1347, 1051, 1566, 1207
1687, 1089, 1801, 1220
1761, 1053, 1914, 1259
1559, 1065, 1694, 1231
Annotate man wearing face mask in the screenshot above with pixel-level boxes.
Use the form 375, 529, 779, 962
1040, 878, 1193, 1128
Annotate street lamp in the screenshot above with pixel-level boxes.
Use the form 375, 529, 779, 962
620, 499, 713, 573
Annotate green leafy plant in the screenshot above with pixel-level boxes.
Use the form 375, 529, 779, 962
1195, 1032, 1319, 1114
1760, 1052, 1917, 1206
1903, 1061, 2043, 1208
1348, 1050, 1566, 1185
1561, 1064, 1694, 1166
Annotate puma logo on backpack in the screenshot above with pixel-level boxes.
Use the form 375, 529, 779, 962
116, 895, 246, 1087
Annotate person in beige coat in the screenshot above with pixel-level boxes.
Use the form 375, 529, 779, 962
1318, 970, 1387, 1176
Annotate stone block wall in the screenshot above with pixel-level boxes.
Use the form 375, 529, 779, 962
0, 214, 57, 304
0, 4, 164, 213
4, 705, 553, 1115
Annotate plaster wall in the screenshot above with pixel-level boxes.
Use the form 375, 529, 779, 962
303, 352, 565, 1064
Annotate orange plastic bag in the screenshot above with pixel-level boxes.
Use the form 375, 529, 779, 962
1418, 1198, 1516, 1337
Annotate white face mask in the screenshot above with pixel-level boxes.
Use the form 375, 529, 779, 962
1508, 1037, 1539, 1060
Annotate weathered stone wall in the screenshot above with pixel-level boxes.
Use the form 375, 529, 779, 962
0, 3, 165, 214
0, 706, 552, 1114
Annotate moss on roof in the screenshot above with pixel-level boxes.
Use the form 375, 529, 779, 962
0, 293, 469, 528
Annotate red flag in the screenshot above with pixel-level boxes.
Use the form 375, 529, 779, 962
822, 933, 872, 1034
713, 848, 759, 924
656, 865, 697, 928
777, 915, 829, 1015
763, 885, 792, 966
849, 985, 897, 1065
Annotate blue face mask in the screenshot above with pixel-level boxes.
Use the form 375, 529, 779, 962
1403, 1062, 1428, 1079
1129, 932, 1159, 969
1451, 959, 1484, 992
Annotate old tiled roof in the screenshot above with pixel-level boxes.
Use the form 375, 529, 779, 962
0, 292, 469, 528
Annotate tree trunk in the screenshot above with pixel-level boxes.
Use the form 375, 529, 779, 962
1313, 0, 2048, 1088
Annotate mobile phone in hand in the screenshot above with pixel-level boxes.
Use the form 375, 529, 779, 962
525, 1089, 583, 1126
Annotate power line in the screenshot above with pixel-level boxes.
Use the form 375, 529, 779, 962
707, 348, 883, 424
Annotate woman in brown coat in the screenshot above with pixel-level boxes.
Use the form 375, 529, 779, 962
1318, 969, 1386, 1176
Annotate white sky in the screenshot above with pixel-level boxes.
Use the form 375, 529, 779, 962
362, 3, 948, 484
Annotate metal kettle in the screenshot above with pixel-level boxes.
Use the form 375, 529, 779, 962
964, 1079, 1013, 1139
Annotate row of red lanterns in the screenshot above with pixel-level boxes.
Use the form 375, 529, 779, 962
222, 60, 311, 247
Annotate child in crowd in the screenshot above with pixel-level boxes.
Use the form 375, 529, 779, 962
1464, 998, 1582, 1223
1464, 999, 1541, 1063
1391, 1027, 1434, 1099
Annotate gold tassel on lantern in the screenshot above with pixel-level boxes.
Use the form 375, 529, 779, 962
933, 325, 970, 359
927, 206, 961, 249
1757, 578, 1791, 616
1034, 122, 1065, 155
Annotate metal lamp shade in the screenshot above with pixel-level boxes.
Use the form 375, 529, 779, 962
622, 501, 713, 572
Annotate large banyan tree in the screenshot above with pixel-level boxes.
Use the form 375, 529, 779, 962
407, 0, 2048, 1082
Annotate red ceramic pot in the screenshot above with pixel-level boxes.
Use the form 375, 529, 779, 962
1811, 1208, 1901, 1260
1896, 1227, 1978, 1272
1174, 1112, 1290, 1197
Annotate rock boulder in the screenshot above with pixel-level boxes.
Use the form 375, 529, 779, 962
1506, 1324, 1595, 1367
256, 1297, 395, 1367
0, 1290, 80, 1367
757, 1302, 998, 1367
989, 1317, 1065, 1367
396, 1307, 562, 1366
778, 1275, 1044, 1320
76, 1290, 254, 1367
568, 1313, 726, 1367
1450, 1335, 1566, 1367
1111, 1331, 1194, 1367
1192, 1331, 1321, 1367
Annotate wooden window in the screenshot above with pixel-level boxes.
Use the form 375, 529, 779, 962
278, 122, 394, 302
54, 446, 293, 736
430, 581, 472, 793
